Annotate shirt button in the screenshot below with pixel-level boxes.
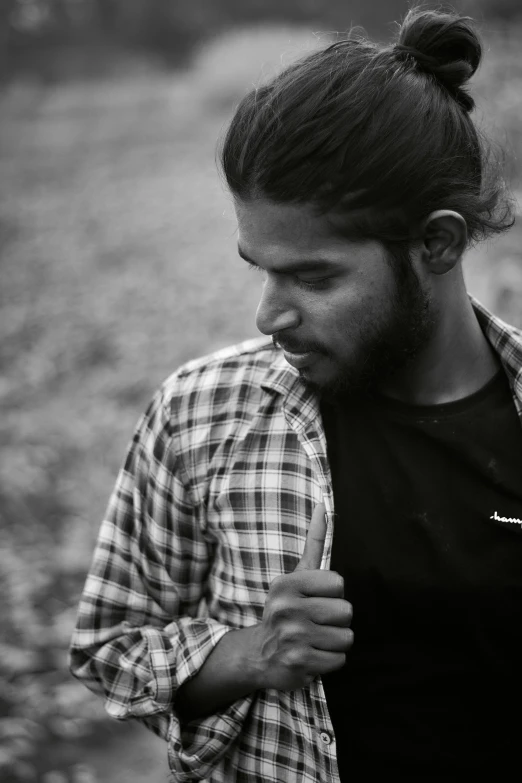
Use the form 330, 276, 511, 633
319, 731, 332, 745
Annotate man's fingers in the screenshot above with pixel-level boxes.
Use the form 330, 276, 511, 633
294, 502, 327, 572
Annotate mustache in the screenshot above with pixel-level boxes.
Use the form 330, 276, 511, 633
272, 335, 317, 354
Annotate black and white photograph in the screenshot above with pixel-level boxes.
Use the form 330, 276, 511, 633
1, 1, 522, 781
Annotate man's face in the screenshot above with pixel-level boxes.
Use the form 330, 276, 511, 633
236, 198, 436, 401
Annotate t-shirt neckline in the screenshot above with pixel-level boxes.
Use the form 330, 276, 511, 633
369, 369, 506, 421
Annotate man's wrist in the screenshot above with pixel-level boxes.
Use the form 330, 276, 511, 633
174, 622, 268, 722
234, 623, 268, 692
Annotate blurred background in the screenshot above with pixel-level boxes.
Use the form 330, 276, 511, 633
0, 1, 521, 781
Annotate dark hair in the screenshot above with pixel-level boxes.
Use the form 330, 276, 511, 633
219, 5, 514, 248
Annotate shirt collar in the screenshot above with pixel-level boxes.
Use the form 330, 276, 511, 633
470, 295, 522, 415
260, 350, 320, 433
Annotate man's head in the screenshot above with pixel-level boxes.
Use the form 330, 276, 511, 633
236, 199, 470, 400
220, 6, 513, 399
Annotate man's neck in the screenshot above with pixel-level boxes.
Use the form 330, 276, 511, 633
379, 295, 501, 406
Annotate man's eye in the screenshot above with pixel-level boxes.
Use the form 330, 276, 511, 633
295, 277, 331, 291
247, 262, 330, 291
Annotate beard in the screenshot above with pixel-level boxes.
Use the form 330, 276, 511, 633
286, 247, 437, 404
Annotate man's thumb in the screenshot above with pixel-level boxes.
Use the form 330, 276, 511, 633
294, 502, 327, 572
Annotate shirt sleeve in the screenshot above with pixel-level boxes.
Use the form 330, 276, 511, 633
68, 382, 256, 780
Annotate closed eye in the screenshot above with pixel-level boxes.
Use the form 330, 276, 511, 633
294, 277, 331, 291
246, 262, 331, 291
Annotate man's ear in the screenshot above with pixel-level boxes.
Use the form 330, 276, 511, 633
421, 210, 468, 275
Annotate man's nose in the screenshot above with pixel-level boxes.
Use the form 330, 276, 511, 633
255, 277, 300, 336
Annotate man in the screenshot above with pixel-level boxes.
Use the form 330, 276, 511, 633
70, 7, 522, 782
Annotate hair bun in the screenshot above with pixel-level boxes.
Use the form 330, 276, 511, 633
395, 8, 482, 112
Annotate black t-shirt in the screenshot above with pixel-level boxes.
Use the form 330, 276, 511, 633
320, 369, 522, 780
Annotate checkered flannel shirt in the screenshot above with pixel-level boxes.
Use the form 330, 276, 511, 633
69, 297, 522, 783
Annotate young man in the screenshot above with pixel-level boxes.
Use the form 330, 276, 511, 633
70, 7, 522, 782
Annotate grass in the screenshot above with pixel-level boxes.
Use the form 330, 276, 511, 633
0, 23, 521, 782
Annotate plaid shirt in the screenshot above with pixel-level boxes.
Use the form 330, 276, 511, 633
69, 297, 522, 783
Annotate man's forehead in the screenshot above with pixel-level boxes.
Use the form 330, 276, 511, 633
235, 199, 351, 254
235, 197, 374, 247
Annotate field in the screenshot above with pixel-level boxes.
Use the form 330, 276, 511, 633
1, 22, 521, 782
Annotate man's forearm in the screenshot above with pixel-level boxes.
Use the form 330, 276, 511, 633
174, 624, 265, 723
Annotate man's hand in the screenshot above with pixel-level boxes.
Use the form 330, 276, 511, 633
174, 503, 353, 720
254, 502, 353, 691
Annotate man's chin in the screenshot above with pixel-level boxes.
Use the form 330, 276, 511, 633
296, 357, 387, 404
296, 363, 363, 402
293, 355, 335, 387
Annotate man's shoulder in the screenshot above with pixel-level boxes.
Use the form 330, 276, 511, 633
177, 336, 276, 376
160, 336, 283, 404
130, 338, 287, 467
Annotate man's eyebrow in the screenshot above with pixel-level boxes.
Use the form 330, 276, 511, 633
237, 245, 339, 271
